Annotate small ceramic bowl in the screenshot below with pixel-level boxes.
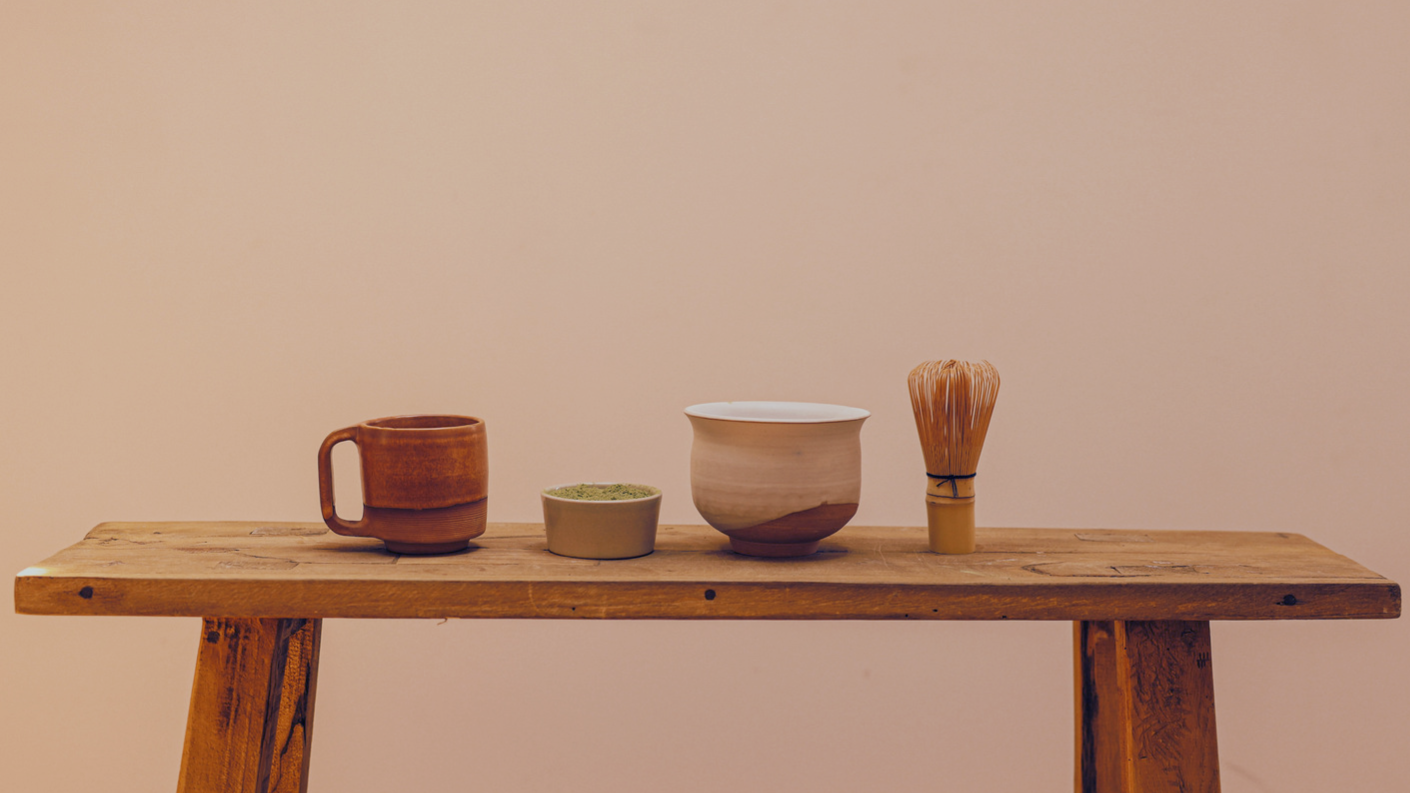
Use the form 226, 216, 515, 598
541, 483, 662, 560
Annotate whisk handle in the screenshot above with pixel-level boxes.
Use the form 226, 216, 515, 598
926, 474, 976, 554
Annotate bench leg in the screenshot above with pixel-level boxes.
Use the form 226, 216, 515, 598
1076, 620, 1220, 793
177, 617, 322, 793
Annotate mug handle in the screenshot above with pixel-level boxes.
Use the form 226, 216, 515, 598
318, 426, 369, 536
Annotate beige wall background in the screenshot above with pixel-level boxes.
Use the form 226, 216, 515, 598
3, 2, 1406, 791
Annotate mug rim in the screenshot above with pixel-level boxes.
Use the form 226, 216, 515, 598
363, 414, 482, 430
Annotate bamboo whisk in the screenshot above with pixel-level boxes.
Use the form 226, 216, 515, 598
908, 360, 1000, 553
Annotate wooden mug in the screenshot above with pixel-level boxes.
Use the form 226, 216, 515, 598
318, 415, 488, 554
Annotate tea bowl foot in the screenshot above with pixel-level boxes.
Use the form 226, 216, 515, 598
728, 537, 822, 557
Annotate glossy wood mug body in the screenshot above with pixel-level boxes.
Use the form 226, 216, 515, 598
318, 415, 488, 554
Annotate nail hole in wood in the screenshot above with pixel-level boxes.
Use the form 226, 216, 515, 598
78, 586, 93, 599
704, 589, 716, 601
1281, 594, 1298, 606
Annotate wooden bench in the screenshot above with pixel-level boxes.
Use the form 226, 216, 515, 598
14, 522, 1400, 792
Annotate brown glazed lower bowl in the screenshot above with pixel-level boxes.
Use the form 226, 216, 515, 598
718, 503, 859, 557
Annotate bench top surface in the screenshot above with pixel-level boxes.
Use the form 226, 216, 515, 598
14, 521, 1400, 621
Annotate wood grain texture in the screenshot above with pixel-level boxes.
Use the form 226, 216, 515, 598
1076, 621, 1125, 792
177, 617, 321, 793
1076, 620, 1219, 793
14, 522, 1401, 620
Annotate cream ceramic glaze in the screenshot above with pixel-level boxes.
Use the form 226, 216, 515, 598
541, 483, 661, 560
685, 402, 869, 532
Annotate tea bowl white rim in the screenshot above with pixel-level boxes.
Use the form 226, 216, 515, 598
684, 401, 870, 424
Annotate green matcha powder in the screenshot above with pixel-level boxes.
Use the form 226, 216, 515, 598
546, 483, 657, 501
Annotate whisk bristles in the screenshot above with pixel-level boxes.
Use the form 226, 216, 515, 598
908, 359, 1000, 477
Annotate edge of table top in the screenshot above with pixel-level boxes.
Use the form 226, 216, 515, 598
14, 521, 1401, 621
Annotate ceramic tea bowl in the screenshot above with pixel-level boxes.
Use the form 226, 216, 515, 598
541, 483, 661, 560
685, 401, 869, 557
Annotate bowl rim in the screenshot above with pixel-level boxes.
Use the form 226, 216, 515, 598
684, 401, 870, 424
541, 482, 662, 504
